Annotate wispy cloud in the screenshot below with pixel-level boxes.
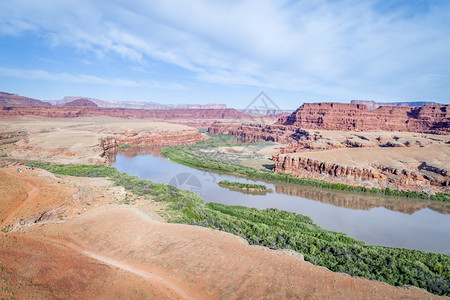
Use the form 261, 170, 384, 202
0, 0, 449, 101
0, 66, 142, 86
0, 66, 187, 90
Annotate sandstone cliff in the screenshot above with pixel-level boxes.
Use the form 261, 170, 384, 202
272, 146, 450, 194
209, 103, 449, 143
277, 103, 449, 135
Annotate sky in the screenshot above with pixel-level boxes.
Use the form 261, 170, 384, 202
0, 0, 449, 109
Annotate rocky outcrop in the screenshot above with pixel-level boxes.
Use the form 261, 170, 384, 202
33, 204, 69, 224
64, 99, 98, 107
209, 122, 294, 143
277, 103, 449, 135
272, 154, 449, 194
0, 131, 27, 145
112, 130, 206, 146
99, 136, 118, 161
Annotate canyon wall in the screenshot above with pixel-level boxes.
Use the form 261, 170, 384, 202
0, 106, 249, 128
272, 153, 449, 194
209, 103, 449, 142
277, 103, 449, 134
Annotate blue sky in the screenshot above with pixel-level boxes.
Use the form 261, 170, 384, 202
0, 0, 449, 109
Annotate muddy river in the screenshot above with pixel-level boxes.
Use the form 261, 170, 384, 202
112, 151, 450, 254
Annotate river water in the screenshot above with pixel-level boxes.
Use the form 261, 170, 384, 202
112, 150, 450, 254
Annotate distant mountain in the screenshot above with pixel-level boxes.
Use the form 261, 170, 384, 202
350, 100, 441, 110
240, 109, 294, 116
64, 98, 98, 107
48, 96, 227, 110
0, 92, 51, 106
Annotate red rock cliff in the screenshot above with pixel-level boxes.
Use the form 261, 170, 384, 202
272, 154, 449, 194
277, 103, 449, 134
209, 103, 449, 142
0, 106, 249, 128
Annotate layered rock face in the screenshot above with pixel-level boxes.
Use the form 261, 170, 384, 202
108, 129, 205, 147
0, 106, 249, 128
209, 103, 449, 142
273, 156, 449, 193
277, 103, 449, 134
272, 145, 450, 194
0, 106, 242, 119
99, 136, 118, 161
208, 123, 296, 143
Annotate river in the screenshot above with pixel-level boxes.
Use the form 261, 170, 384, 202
112, 150, 450, 254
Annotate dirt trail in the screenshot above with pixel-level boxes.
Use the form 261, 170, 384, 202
38, 205, 444, 299
0, 169, 40, 227
0, 233, 171, 299
38, 236, 197, 300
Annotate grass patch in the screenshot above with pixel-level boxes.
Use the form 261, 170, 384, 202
117, 143, 131, 150
18, 160, 450, 295
160, 134, 449, 202
218, 180, 273, 193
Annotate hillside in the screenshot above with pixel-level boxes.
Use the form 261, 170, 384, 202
63, 99, 98, 107
0, 92, 51, 107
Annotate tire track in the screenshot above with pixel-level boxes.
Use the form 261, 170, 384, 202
39, 236, 194, 300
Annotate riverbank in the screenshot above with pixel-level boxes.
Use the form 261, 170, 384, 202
10, 160, 450, 296
160, 135, 450, 202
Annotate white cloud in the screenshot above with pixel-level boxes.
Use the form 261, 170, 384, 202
0, 66, 187, 90
0, 0, 449, 101
0, 66, 141, 86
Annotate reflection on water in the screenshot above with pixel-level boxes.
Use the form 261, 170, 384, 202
111, 148, 450, 254
274, 184, 450, 215
220, 186, 273, 196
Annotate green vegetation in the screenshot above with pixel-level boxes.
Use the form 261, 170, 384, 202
19, 160, 450, 295
218, 180, 273, 193
0, 144, 9, 158
117, 143, 131, 150
160, 134, 449, 202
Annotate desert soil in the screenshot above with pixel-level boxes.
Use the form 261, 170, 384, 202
0, 116, 206, 164
0, 165, 444, 299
